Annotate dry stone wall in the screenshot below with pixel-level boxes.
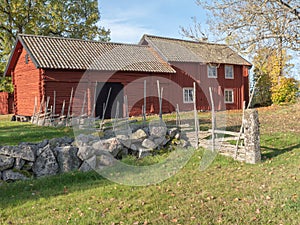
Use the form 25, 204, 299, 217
0, 126, 184, 183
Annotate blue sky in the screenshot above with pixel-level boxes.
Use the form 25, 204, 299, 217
99, 0, 299, 79
99, 0, 206, 44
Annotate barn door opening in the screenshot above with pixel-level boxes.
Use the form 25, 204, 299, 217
96, 82, 124, 119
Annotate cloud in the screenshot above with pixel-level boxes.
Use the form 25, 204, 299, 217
101, 18, 155, 44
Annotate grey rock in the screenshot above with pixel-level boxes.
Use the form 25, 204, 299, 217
138, 148, 152, 159
116, 134, 132, 148
78, 160, 93, 172
55, 146, 81, 173
131, 129, 148, 140
22, 162, 34, 171
92, 138, 123, 157
0, 171, 2, 180
14, 144, 36, 161
142, 139, 157, 150
2, 170, 29, 181
0, 155, 14, 171
14, 158, 25, 170
76, 134, 97, 146
149, 126, 167, 137
0, 146, 13, 156
32, 145, 59, 177
130, 143, 138, 151
116, 148, 128, 159
77, 146, 96, 161
37, 139, 49, 149
153, 136, 168, 146
96, 153, 115, 167
49, 138, 62, 149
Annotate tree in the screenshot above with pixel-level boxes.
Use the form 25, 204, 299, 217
252, 48, 297, 105
0, 76, 13, 93
0, 0, 110, 76
190, 0, 299, 53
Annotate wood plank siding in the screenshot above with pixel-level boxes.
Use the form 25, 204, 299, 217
13, 49, 41, 116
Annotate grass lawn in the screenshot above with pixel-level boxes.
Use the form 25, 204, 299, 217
0, 116, 73, 146
0, 103, 299, 224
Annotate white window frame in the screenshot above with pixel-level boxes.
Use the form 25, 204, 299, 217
208, 65, 218, 78
225, 65, 234, 79
183, 88, 194, 103
224, 89, 234, 103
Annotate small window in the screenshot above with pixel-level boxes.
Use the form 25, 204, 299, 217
225, 65, 234, 79
224, 89, 234, 103
208, 65, 217, 78
183, 88, 194, 103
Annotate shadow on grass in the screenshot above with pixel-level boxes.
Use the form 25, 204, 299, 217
261, 143, 300, 161
0, 171, 112, 209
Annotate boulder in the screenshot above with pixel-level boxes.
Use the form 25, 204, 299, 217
32, 145, 59, 177
149, 126, 167, 137
77, 146, 96, 161
76, 134, 97, 146
2, 170, 29, 181
153, 136, 169, 147
13, 144, 36, 162
131, 129, 148, 140
96, 153, 115, 167
78, 160, 94, 172
116, 134, 132, 148
55, 146, 81, 173
142, 139, 157, 150
14, 158, 25, 170
0, 155, 14, 171
92, 138, 123, 157
0, 146, 13, 156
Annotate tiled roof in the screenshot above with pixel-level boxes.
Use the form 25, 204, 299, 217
17, 34, 176, 73
140, 35, 252, 66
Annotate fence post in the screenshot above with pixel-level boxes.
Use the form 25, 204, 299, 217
243, 109, 261, 164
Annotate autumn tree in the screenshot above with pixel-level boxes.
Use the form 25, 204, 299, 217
252, 48, 298, 105
183, 0, 299, 105
0, 0, 110, 75
188, 0, 299, 52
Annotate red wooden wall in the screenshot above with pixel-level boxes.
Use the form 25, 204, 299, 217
13, 49, 41, 116
9, 48, 249, 117
0, 92, 14, 114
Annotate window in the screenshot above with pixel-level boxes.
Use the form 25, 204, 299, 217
183, 88, 194, 103
208, 65, 217, 78
224, 89, 234, 103
225, 65, 234, 79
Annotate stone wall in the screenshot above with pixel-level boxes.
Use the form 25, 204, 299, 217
0, 125, 184, 182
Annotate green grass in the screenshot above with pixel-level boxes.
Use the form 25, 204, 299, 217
0, 103, 300, 224
0, 115, 74, 146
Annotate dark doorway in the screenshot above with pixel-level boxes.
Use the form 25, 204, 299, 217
96, 82, 124, 119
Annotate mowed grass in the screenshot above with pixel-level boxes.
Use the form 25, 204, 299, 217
0, 116, 73, 146
0, 103, 300, 224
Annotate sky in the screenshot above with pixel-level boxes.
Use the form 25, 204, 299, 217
99, 0, 299, 79
99, 0, 207, 44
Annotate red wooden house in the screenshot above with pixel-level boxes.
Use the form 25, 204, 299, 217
4, 34, 251, 118
140, 35, 252, 111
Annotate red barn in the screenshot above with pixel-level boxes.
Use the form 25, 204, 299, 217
4, 34, 251, 118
